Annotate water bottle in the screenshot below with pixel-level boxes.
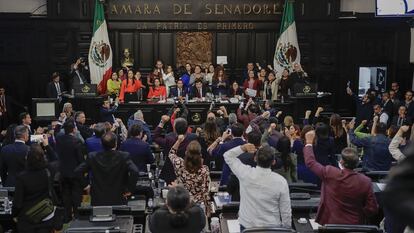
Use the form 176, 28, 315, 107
4, 197, 10, 214
281, 95, 285, 103
210, 217, 220, 233
159, 152, 164, 166
219, 92, 222, 100
147, 198, 153, 209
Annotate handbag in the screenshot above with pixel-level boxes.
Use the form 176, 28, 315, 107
24, 169, 55, 224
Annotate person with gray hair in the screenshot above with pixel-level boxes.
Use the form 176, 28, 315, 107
127, 110, 152, 144
0, 125, 30, 186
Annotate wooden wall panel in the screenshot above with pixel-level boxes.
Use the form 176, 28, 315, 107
235, 33, 250, 68
158, 33, 174, 66
139, 33, 154, 68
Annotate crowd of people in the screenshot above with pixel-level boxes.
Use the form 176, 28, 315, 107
45, 59, 311, 104
0, 59, 413, 233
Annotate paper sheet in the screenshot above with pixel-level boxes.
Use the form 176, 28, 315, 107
309, 219, 321, 230
376, 183, 386, 191
217, 56, 228, 65
227, 219, 240, 233
245, 88, 257, 97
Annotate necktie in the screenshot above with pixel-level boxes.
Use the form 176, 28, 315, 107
0, 96, 4, 113
55, 83, 61, 95
178, 89, 181, 97
198, 88, 202, 98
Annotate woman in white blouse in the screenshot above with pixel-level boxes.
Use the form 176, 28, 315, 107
205, 64, 215, 86
163, 65, 176, 97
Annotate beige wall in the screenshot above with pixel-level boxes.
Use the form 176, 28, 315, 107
0, 0, 46, 14
340, 0, 376, 13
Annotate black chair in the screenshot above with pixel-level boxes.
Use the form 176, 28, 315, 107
242, 227, 296, 233
318, 224, 383, 233
364, 171, 389, 182
222, 202, 240, 213
289, 183, 319, 194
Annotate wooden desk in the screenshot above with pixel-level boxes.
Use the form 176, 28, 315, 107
66, 215, 134, 233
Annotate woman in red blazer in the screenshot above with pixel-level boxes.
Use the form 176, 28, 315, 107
147, 78, 167, 99
243, 70, 261, 97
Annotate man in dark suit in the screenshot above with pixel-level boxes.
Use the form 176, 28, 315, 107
100, 100, 118, 124
210, 123, 246, 181
391, 82, 403, 101
154, 116, 198, 184
75, 111, 93, 140
402, 91, 414, 121
169, 79, 187, 98
120, 124, 154, 172
190, 79, 208, 99
381, 92, 394, 120
0, 125, 29, 187
56, 120, 85, 222
46, 72, 66, 100
19, 112, 33, 136
75, 131, 139, 206
304, 130, 378, 224
70, 58, 90, 90
391, 105, 412, 127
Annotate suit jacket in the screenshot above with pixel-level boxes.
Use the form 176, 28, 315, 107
212, 138, 246, 185
75, 150, 139, 206
100, 106, 117, 124
120, 138, 154, 172
56, 134, 84, 178
85, 136, 104, 153
382, 100, 394, 118
242, 79, 261, 97
189, 85, 208, 99
70, 66, 90, 88
153, 126, 198, 184
304, 145, 378, 225
46, 81, 66, 99
76, 123, 94, 141
169, 87, 187, 98
391, 115, 411, 127
0, 141, 29, 187
403, 101, 414, 121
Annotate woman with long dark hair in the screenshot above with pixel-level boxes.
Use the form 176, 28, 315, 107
243, 70, 261, 97
330, 113, 348, 154
13, 143, 59, 233
212, 67, 229, 96
149, 185, 205, 233
275, 136, 297, 183
119, 69, 142, 103
203, 117, 221, 147
168, 136, 210, 215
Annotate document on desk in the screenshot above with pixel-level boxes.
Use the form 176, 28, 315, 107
309, 219, 321, 230
227, 219, 240, 233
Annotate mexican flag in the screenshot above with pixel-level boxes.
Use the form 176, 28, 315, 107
273, 0, 301, 74
89, 0, 112, 95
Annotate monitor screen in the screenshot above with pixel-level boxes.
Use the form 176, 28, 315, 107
358, 66, 387, 97
376, 0, 414, 16
36, 102, 56, 117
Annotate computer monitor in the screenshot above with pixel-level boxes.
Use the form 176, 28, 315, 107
358, 66, 387, 97
31, 98, 59, 121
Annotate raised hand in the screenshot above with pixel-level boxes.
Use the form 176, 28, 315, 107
305, 130, 316, 145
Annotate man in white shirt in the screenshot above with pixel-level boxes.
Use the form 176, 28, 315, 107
373, 104, 389, 125
224, 143, 292, 231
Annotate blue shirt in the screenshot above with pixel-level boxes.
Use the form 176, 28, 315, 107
86, 136, 104, 153
212, 138, 246, 185
120, 138, 154, 172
